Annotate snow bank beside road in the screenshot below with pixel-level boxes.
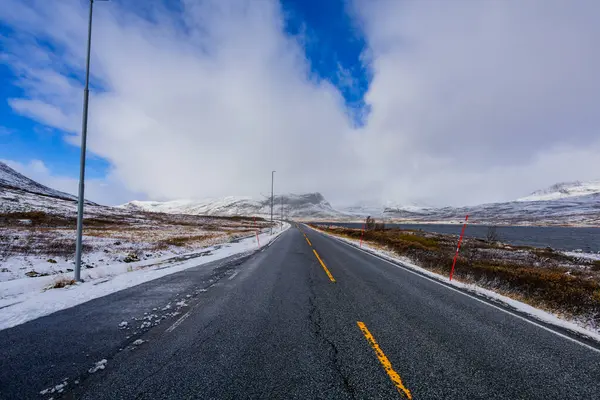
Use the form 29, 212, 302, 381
0, 224, 289, 331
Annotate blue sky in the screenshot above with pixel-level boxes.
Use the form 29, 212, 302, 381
0, 0, 367, 184
1, 0, 599, 206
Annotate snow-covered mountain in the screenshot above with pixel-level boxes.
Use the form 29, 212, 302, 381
122, 193, 346, 219
0, 161, 101, 215
0, 161, 79, 202
338, 201, 385, 218
123, 181, 599, 225
339, 181, 600, 226
382, 194, 600, 226
379, 180, 600, 226
2, 161, 598, 226
517, 181, 600, 202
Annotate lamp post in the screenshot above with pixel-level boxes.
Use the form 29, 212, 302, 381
74, 0, 107, 282
270, 170, 275, 235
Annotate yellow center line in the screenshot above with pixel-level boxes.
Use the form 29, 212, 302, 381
305, 236, 312, 246
312, 249, 336, 282
356, 321, 412, 399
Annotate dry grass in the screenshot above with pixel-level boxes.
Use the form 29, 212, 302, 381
0, 211, 74, 227
158, 234, 216, 247
1, 231, 93, 258
51, 277, 76, 289
314, 225, 600, 320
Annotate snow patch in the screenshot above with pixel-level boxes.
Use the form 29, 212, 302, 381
88, 359, 107, 374
563, 251, 600, 261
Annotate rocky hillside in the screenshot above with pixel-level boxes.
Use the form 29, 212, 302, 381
121, 193, 346, 219
0, 161, 99, 215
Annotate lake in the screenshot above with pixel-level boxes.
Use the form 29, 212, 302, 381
319, 223, 600, 253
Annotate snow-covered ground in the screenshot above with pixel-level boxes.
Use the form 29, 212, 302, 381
310, 226, 600, 343
0, 221, 259, 282
0, 224, 289, 330
563, 251, 600, 261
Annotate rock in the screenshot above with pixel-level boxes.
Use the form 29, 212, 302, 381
47, 259, 57, 264
25, 271, 41, 277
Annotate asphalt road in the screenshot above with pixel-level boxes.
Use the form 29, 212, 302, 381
1, 225, 600, 399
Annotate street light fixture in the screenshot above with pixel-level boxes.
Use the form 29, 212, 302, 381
74, 0, 108, 282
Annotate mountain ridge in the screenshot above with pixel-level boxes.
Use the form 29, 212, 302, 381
121, 192, 342, 219
0, 161, 81, 203
1, 161, 598, 225
517, 180, 600, 202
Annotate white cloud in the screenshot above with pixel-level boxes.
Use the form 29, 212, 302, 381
355, 0, 600, 205
1, 0, 599, 208
1, 0, 362, 204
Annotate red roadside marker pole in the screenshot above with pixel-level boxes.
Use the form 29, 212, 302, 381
449, 214, 469, 281
359, 219, 366, 247
254, 216, 260, 248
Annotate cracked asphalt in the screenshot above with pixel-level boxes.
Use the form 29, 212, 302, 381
1, 225, 600, 399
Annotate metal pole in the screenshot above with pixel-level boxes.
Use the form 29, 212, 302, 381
270, 170, 275, 235
280, 196, 283, 231
74, 0, 95, 282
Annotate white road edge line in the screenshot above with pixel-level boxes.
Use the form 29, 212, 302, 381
228, 271, 239, 280
166, 311, 192, 333
307, 226, 600, 354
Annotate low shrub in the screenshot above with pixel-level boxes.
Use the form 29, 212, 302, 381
51, 277, 76, 289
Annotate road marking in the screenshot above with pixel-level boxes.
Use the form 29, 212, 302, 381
305, 236, 312, 246
357, 321, 412, 399
312, 249, 336, 282
310, 227, 600, 354
166, 310, 192, 333
228, 271, 239, 280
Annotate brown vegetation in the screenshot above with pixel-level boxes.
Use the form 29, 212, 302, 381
158, 234, 216, 247
50, 277, 76, 289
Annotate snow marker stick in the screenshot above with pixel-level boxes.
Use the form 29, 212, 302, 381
360, 220, 366, 248
254, 216, 260, 248
449, 215, 469, 281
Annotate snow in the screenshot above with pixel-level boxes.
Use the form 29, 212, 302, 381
121, 193, 345, 219
563, 251, 600, 261
88, 359, 107, 374
517, 180, 600, 202
0, 161, 86, 203
39, 380, 69, 396
0, 224, 289, 331
132, 339, 145, 346
312, 226, 600, 343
